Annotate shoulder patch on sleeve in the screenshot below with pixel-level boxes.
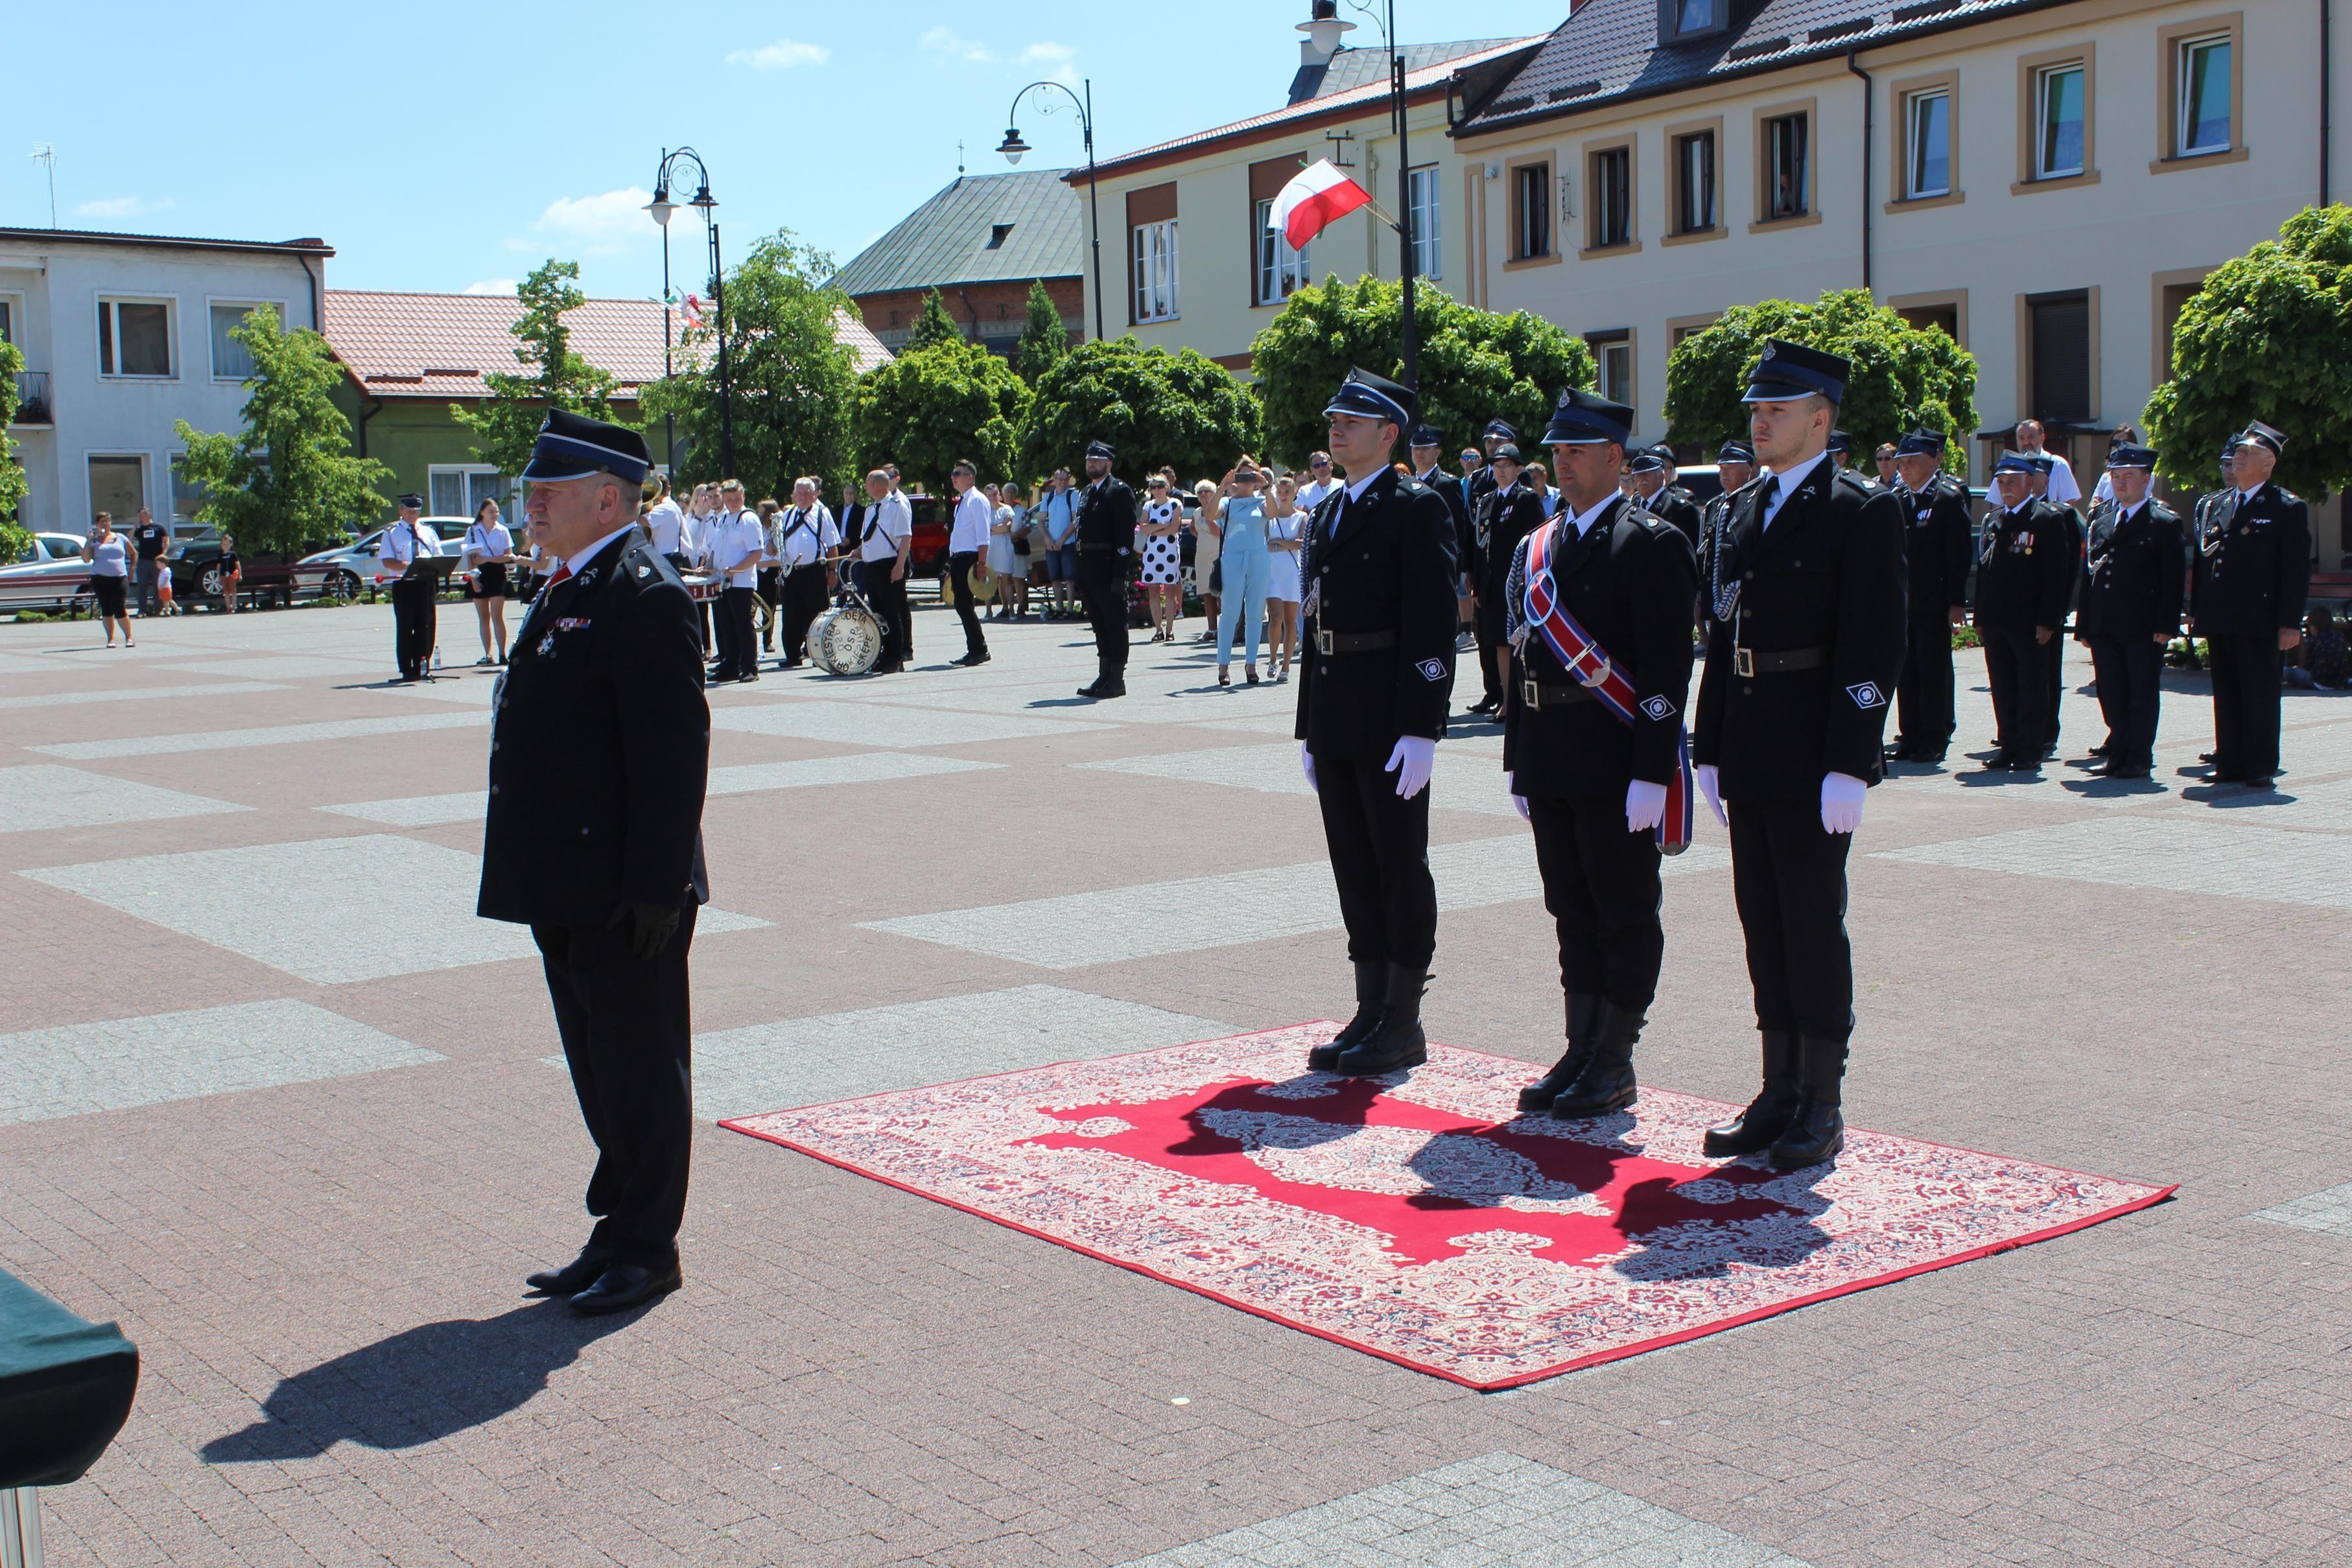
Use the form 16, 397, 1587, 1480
1639, 694, 1677, 721
1846, 681, 1887, 710
1417, 658, 1447, 681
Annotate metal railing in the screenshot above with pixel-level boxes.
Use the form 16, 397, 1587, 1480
11, 371, 49, 425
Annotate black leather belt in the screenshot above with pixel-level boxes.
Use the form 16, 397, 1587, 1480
1315, 629, 1397, 654
1520, 678, 1596, 710
1731, 645, 1829, 676
1077, 543, 1120, 554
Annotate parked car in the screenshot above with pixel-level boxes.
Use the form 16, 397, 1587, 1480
169, 528, 356, 608
0, 532, 99, 614
291, 521, 472, 602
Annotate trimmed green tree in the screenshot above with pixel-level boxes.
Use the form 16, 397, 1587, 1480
0, 338, 29, 562
641, 229, 859, 498
2143, 204, 2352, 500
1014, 279, 1070, 384
1663, 288, 1978, 469
453, 259, 622, 480
906, 288, 964, 353
1249, 275, 1595, 467
1016, 338, 1260, 482
851, 338, 1030, 493
173, 308, 391, 556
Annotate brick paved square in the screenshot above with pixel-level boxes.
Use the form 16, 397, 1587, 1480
0, 763, 248, 833
34, 709, 489, 760
0, 679, 281, 712
1080, 740, 1523, 815
2250, 1184, 2352, 1238
713, 698, 1106, 748
1872, 816, 2352, 910
324, 754, 1000, 828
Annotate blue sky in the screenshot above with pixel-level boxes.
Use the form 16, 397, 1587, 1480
8, 0, 1569, 302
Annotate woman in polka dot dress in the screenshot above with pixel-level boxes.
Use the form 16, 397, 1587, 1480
1137, 477, 1184, 642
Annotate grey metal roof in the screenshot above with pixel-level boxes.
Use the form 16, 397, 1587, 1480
1289, 39, 1518, 103
828, 170, 1082, 298
1457, 0, 2070, 134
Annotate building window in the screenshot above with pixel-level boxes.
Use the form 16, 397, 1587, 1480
1662, 0, 1724, 40
1511, 162, 1553, 260
0, 300, 11, 342
2027, 290, 2092, 422
1588, 331, 1633, 406
1764, 113, 1809, 219
1407, 163, 1442, 279
170, 452, 209, 524
1905, 89, 1953, 198
1588, 146, 1632, 250
429, 465, 510, 520
98, 298, 172, 378
1133, 219, 1180, 322
2034, 64, 2087, 178
88, 454, 147, 522
1898, 301, 1960, 340
1671, 131, 1717, 233
210, 302, 281, 382
1253, 199, 1312, 305
2176, 35, 2232, 155
987, 223, 1014, 250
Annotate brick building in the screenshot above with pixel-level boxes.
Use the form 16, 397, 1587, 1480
832, 169, 1085, 358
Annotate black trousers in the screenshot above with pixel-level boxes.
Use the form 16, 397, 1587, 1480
864, 561, 911, 670
533, 902, 697, 1269
2044, 622, 2068, 747
1314, 752, 1437, 970
716, 585, 756, 676
390, 575, 436, 676
1982, 627, 2048, 761
2087, 633, 2163, 769
1526, 793, 1664, 1011
2207, 632, 2284, 777
1077, 556, 1128, 675
948, 551, 987, 657
1474, 605, 1505, 705
755, 567, 782, 649
779, 565, 828, 665
1726, 799, 1853, 1039
1894, 612, 1955, 751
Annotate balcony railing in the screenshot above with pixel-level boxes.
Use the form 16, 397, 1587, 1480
11, 371, 50, 426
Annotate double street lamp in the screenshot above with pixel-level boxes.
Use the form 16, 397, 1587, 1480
645, 146, 733, 477
996, 80, 1105, 344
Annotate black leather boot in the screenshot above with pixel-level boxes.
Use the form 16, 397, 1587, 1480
1767, 1033, 1848, 1167
1516, 993, 1600, 1113
1701, 1031, 1800, 1157
1549, 1001, 1641, 1118
1335, 965, 1428, 1075
1308, 962, 1385, 1071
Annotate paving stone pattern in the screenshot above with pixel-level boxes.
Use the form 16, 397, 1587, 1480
0, 764, 247, 833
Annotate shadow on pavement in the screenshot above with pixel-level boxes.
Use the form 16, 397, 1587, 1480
200, 1299, 637, 1460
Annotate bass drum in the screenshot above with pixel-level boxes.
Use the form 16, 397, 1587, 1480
807, 604, 884, 675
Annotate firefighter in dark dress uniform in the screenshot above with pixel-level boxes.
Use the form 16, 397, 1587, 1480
1503, 389, 1697, 1119
1697, 440, 1757, 628
1468, 446, 1547, 719
1461, 420, 1516, 713
479, 411, 710, 1316
1972, 453, 2075, 772
1074, 440, 1138, 699
2076, 444, 2183, 780
1409, 425, 1474, 660
1691, 342, 1903, 1167
1888, 428, 1977, 763
2189, 421, 2311, 787
2027, 454, 2083, 756
1297, 369, 1459, 1077
1629, 444, 1703, 548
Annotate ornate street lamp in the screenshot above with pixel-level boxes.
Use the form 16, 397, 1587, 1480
645, 147, 733, 476
998, 80, 1104, 344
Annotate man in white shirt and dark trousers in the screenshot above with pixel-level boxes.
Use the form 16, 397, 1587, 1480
946, 460, 993, 666
775, 477, 839, 669
644, 475, 687, 570
707, 480, 764, 683
859, 469, 915, 673
379, 492, 441, 681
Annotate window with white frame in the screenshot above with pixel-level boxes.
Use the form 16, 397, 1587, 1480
2176, 35, 2231, 156
430, 465, 512, 521
98, 298, 173, 378
1673, 131, 1717, 232
2034, 63, 2087, 178
1588, 332, 1633, 406
1905, 89, 1953, 197
1407, 164, 1441, 279
1253, 199, 1311, 305
210, 301, 281, 381
1588, 146, 1632, 250
1133, 219, 1179, 322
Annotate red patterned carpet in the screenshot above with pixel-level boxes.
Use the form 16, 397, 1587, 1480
724, 1026, 2172, 1388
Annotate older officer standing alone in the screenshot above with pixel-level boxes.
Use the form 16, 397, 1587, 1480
1692, 342, 1902, 1167
1298, 369, 1457, 1077
2076, 444, 2183, 780
380, 493, 441, 681
2189, 421, 2311, 788
1074, 440, 1137, 699
1971, 454, 2075, 773
1888, 429, 1976, 764
480, 411, 709, 1316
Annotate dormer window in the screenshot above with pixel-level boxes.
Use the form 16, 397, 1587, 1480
987, 223, 1014, 249
1662, 0, 1725, 40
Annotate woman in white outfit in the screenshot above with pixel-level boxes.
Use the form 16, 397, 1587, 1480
460, 498, 516, 664
1264, 473, 1306, 681
1137, 476, 1185, 641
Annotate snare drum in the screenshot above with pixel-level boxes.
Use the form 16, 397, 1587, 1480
807, 604, 884, 675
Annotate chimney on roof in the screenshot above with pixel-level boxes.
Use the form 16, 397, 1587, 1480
1297, 0, 1355, 68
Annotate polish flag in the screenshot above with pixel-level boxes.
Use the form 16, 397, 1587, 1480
1268, 159, 1374, 250
681, 293, 707, 329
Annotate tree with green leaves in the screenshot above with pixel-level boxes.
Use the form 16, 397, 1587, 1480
641, 229, 858, 497
0, 337, 29, 562
1013, 280, 1070, 384
453, 259, 622, 481
906, 288, 964, 353
2143, 205, 2352, 500
852, 338, 1030, 493
1664, 288, 1978, 468
173, 308, 390, 556
1016, 338, 1259, 482
1249, 275, 1594, 467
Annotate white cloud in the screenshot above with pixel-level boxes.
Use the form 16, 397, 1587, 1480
1020, 41, 1074, 64
531, 187, 656, 256
462, 278, 519, 296
726, 37, 829, 69
73, 195, 172, 220
919, 25, 995, 62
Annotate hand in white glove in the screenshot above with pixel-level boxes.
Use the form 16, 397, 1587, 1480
1695, 763, 1728, 826
1820, 771, 1866, 834
1512, 793, 1531, 822
1385, 736, 1437, 799
1625, 779, 1669, 834
1300, 743, 1317, 793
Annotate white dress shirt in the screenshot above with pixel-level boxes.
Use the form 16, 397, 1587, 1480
1298, 477, 1342, 513
644, 497, 686, 554
948, 489, 994, 554
462, 521, 512, 567
2026, 449, 2081, 506
1563, 490, 1618, 539
378, 519, 440, 570
711, 508, 763, 588
1761, 450, 1832, 528
776, 502, 839, 569
860, 491, 913, 563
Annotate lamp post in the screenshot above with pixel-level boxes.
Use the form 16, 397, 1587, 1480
645, 146, 733, 476
1387, 0, 1419, 391
996, 79, 1104, 344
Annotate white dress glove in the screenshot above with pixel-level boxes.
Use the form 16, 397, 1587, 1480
1300, 743, 1317, 792
1625, 779, 1668, 834
1385, 736, 1436, 799
1820, 771, 1866, 834
1695, 763, 1728, 826
1512, 793, 1531, 822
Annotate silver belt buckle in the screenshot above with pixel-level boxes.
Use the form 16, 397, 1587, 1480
1734, 646, 1756, 678
1315, 627, 1334, 655
1521, 677, 1541, 710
